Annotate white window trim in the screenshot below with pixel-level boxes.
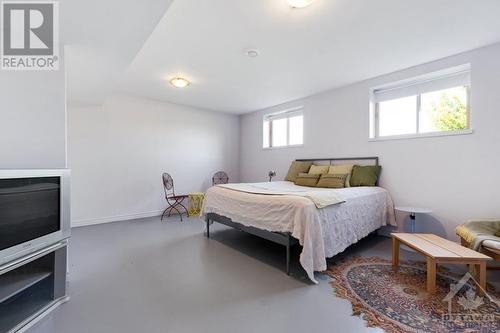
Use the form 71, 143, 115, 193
368, 128, 473, 142
263, 144, 304, 150
369, 64, 472, 141
263, 106, 304, 150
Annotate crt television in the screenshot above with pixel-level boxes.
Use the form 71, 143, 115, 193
0, 169, 70, 265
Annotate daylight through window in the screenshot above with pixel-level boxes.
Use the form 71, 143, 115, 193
263, 108, 303, 148
371, 65, 471, 139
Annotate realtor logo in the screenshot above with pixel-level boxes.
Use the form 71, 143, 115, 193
442, 272, 500, 329
1, 1, 59, 70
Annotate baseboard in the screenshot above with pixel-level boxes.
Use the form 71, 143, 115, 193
377, 225, 398, 237
71, 209, 164, 228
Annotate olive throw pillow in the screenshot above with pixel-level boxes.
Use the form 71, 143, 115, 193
316, 174, 347, 188
285, 161, 313, 182
294, 173, 321, 187
328, 164, 354, 187
308, 165, 330, 175
349, 165, 381, 187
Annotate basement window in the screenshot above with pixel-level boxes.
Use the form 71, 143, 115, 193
263, 107, 303, 149
370, 64, 472, 140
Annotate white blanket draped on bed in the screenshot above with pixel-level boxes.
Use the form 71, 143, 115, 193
202, 181, 396, 284
217, 182, 345, 208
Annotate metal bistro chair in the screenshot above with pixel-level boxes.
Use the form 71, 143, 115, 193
212, 171, 229, 186
161, 173, 189, 221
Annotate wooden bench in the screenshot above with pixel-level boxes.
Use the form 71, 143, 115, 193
391, 233, 492, 294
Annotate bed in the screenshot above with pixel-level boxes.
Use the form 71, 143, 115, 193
202, 157, 396, 283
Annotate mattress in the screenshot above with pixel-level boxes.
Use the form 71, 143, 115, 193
203, 181, 396, 283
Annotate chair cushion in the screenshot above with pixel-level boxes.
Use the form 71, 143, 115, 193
170, 195, 188, 200
456, 220, 500, 252
482, 240, 500, 251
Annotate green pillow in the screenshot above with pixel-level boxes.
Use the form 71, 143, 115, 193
495, 230, 500, 237
350, 165, 381, 187
285, 161, 312, 182
294, 173, 320, 187
316, 174, 347, 188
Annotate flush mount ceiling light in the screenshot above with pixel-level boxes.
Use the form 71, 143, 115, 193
287, 0, 313, 8
246, 49, 259, 58
170, 77, 190, 88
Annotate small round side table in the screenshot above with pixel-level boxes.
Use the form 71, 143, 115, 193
395, 206, 432, 233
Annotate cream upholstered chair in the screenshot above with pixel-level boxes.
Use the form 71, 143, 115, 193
456, 219, 500, 263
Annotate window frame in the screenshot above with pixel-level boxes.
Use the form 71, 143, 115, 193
263, 107, 304, 149
369, 65, 473, 141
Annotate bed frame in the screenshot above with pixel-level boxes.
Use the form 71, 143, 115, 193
205, 156, 380, 275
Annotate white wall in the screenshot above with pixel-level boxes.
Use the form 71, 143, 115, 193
0, 62, 66, 168
68, 94, 240, 226
240, 42, 500, 239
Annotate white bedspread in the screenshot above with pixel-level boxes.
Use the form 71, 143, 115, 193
202, 181, 396, 283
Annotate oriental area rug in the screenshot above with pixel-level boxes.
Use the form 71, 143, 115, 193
326, 257, 499, 333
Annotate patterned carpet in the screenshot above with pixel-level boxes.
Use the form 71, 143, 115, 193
326, 257, 500, 333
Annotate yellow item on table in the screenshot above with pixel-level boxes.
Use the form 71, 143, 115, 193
188, 192, 205, 217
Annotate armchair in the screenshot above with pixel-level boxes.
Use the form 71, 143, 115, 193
456, 219, 500, 262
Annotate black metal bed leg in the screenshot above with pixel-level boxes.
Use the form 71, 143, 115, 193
206, 215, 210, 238
286, 236, 291, 275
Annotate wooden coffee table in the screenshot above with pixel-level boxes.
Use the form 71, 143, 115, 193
391, 233, 492, 293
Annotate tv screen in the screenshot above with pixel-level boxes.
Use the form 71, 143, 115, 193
0, 177, 60, 251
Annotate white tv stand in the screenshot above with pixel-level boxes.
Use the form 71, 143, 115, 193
0, 241, 69, 333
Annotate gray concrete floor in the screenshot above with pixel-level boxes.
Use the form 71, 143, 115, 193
28, 216, 498, 333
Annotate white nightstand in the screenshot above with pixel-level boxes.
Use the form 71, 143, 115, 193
395, 206, 432, 233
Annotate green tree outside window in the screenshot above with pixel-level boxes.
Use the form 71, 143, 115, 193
429, 91, 468, 131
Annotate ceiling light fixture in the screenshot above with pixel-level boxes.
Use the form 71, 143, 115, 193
246, 49, 259, 58
170, 77, 190, 88
287, 0, 313, 8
